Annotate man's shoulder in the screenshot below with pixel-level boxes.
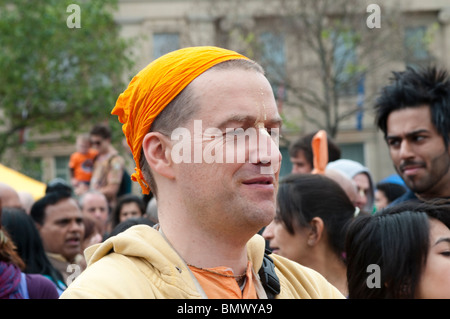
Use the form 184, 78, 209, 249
270, 254, 345, 299
108, 152, 125, 167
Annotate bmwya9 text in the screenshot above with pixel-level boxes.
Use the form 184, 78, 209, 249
177, 303, 273, 316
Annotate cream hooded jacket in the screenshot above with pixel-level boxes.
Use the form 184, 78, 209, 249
60, 225, 344, 299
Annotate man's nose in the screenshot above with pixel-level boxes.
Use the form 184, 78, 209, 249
256, 128, 281, 174
69, 219, 83, 231
93, 208, 104, 218
398, 140, 415, 160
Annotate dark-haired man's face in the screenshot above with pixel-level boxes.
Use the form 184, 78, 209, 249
386, 105, 450, 198
290, 150, 312, 174
90, 134, 109, 155
38, 198, 85, 262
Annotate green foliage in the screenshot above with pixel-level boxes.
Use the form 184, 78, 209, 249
0, 0, 134, 157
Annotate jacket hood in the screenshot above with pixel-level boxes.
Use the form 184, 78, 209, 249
327, 159, 375, 212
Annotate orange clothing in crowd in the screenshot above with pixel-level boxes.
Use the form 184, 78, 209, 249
188, 262, 257, 299
69, 149, 98, 183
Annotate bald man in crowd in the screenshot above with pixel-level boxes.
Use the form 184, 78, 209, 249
0, 183, 22, 208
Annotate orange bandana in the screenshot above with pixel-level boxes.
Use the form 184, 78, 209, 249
111, 46, 249, 194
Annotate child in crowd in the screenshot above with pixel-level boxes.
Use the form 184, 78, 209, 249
69, 134, 98, 196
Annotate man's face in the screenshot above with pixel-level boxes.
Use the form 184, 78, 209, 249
386, 105, 450, 198
89, 134, 109, 154
81, 193, 109, 228
172, 68, 282, 236
119, 202, 142, 223
38, 198, 85, 262
374, 189, 389, 211
353, 173, 370, 210
290, 150, 312, 174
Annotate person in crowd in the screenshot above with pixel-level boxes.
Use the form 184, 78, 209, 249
80, 213, 103, 253
0, 205, 59, 299
45, 178, 73, 195
374, 66, 450, 204
0, 183, 22, 209
69, 133, 98, 196
110, 194, 146, 230
325, 169, 359, 209
79, 190, 110, 239
345, 200, 450, 298
327, 159, 375, 214
89, 124, 125, 209
289, 130, 341, 174
61, 46, 344, 299
107, 217, 155, 239
1, 207, 67, 295
263, 173, 358, 296
145, 196, 159, 224
30, 191, 85, 286
79, 213, 103, 270
374, 182, 407, 211
17, 191, 34, 215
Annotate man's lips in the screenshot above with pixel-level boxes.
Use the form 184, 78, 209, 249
400, 162, 425, 176
242, 177, 275, 189
66, 237, 81, 246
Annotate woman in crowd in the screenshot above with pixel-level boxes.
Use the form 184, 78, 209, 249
345, 200, 450, 298
374, 182, 406, 211
263, 173, 358, 296
1, 207, 67, 295
0, 207, 59, 298
110, 194, 146, 230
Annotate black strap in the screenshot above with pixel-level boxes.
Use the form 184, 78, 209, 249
258, 249, 280, 299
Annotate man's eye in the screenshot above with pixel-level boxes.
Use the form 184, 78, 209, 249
225, 128, 244, 136
387, 139, 400, 147
413, 135, 426, 142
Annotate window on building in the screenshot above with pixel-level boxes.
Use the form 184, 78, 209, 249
55, 156, 70, 182
404, 26, 430, 68
338, 142, 365, 165
333, 31, 359, 96
259, 31, 286, 101
153, 33, 180, 59
20, 157, 43, 182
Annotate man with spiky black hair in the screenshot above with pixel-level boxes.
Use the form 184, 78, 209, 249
374, 66, 450, 204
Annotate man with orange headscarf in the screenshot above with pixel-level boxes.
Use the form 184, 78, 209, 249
61, 46, 343, 299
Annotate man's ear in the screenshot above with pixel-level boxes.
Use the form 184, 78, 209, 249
307, 217, 325, 247
142, 132, 175, 180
